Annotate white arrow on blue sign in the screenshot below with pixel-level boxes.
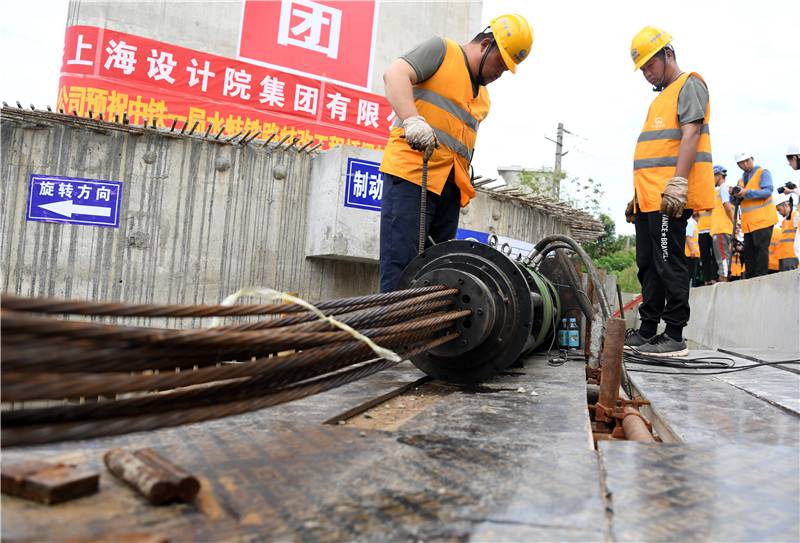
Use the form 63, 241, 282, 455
26, 174, 122, 228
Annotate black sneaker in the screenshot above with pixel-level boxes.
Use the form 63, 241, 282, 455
624, 329, 654, 351
634, 333, 689, 358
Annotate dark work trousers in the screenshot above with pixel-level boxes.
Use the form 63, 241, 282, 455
698, 232, 717, 283
635, 210, 692, 340
743, 225, 772, 278
379, 172, 461, 293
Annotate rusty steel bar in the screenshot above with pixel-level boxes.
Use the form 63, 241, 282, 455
2, 332, 459, 447
2, 306, 465, 373
1, 306, 466, 354
596, 317, 626, 423
3, 326, 456, 425
2, 310, 470, 401
2, 311, 468, 401
1, 286, 454, 317
2, 298, 455, 374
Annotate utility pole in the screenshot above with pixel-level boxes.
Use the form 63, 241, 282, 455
554, 122, 564, 198
545, 123, 569, 199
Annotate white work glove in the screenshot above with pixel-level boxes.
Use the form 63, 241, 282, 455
660, 176, 688, 218
401, 115, 437, 153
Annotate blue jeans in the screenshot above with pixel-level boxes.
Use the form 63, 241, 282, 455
379, 172, 461, 292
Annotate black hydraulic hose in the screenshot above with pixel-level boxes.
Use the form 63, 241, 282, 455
526, 235, 612, 320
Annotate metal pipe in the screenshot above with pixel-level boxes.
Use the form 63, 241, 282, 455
596, 317, 625, 422
619, 389, 655, 442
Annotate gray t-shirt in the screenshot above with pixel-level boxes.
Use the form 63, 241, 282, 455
401, 37, 447, 83
677, 75, 709, 125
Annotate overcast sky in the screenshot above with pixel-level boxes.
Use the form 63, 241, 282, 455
2, 0, 798, 235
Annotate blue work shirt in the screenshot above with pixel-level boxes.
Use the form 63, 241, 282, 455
741, 165, 773, 199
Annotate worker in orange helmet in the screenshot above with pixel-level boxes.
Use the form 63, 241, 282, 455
378, 15, 533, 292
623, 26, 715, 357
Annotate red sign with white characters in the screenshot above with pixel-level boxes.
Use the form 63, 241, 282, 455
238, 0, 377, 89
57, 25, 393, 150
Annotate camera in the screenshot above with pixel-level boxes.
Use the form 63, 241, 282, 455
730, 186, 743, 195
777, 181, 797, 195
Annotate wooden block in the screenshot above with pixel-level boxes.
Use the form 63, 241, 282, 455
1, 460, 99, 504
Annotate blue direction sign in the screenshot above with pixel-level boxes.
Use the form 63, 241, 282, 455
26, 174, 122, 228
344, 158, 383, 212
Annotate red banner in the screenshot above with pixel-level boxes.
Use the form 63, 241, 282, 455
58, 25, 393, 150
239, 0, 377, 89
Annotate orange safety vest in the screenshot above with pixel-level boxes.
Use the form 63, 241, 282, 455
730, 251, 744, 277
710, 186, 734, 235
737, 168, 777, 233
697, 210, 711, 234
380, 39, 490, 207
768, 225, 781, 271
777, 209, 798, 260
685, 227, 700, 258
633, 72, 714, 213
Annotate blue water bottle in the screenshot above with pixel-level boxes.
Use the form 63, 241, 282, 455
567, 317, 580, 349
557, 318, 569, 348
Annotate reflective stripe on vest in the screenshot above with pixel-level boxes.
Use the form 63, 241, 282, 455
737, 167, 777, 233
637, 124, 710, 143
633, 152, 713, 170
632, 72, 715, 213
412, 87, 479, 132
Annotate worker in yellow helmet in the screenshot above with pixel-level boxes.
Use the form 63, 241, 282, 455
624, 26, 714, 357
378, 15, 533, 292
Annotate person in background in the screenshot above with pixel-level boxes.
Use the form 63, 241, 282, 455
709, 165, 734, 281
623, 26, 714, 357
775, 194, 799, 271
696, 206, 715, 284
787, 143, 800, 172
768, 223, 782, 274
730, 248, 745, 280
730, 152, 776, 278
685, 213, 701, 286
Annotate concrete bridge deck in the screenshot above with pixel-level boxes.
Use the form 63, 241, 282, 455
3, 350, 799, 542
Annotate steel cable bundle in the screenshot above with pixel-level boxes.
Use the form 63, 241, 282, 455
1, 286, 463, 447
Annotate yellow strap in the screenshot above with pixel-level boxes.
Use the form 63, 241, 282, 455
210, 287, 401, 362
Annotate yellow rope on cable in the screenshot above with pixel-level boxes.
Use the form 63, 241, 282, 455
210, 287, 402, 362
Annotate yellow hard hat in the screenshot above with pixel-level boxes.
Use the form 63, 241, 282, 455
489, 14, 533, 73
630, 26, 673, 71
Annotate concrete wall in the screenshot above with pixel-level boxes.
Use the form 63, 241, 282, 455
0, 108, 378, 323
685, 270, 800, 351
67, 0, 483, 95
2, 108, 577, 318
